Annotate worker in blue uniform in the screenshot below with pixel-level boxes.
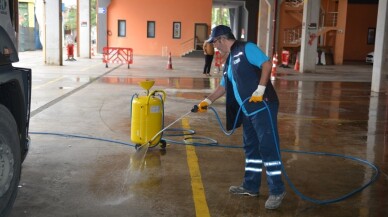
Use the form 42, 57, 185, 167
197, 25, 286, 210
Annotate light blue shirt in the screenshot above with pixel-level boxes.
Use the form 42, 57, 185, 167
220, 42, 269, 87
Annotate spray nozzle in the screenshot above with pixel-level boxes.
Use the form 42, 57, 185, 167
191, 105, 208, 113
191, 105, 199, 113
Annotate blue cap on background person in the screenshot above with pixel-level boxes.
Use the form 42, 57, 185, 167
207, 25, 232, 43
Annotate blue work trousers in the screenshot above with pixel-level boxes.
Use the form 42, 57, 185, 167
242, 102, 285, 195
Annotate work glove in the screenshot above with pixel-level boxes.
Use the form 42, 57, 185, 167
249, 85, 266, 103
198, 98, 212, 112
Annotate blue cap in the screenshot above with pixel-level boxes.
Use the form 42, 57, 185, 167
207, 25, 232, 43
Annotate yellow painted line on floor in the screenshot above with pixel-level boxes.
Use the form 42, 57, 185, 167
182, 117, 211, 217
32, 76, 64, 90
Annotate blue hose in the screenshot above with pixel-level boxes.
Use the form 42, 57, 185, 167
206, 98, 379, 205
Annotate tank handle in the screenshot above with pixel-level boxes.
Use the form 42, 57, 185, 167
149, 90, 166, 102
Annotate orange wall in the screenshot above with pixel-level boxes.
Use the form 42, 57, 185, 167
344, 4, 378, 61
107, 0, 212, 56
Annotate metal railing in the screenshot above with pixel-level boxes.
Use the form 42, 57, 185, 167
179, 38, 195, 56
283, 26, 302, 46
283, 10, 338, 47
324, 12, 338, 27
161, 38, 196, 57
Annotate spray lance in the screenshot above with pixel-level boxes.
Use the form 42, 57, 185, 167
141, 104, 206, 148
147, 104, 206, 144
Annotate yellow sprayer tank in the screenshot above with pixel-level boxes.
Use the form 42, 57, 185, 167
131, 80, 166, 148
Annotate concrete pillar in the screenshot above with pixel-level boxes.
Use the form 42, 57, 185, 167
77, 0, 91, 58
245, 0, 259, 42
333, 0, 347, 65
232, 8, 240, 38
258, 0, 273, 57
274, 0, 283, 57
299, 0, 320, 73
35, 0, 44, 49
371, 0, 388, 93
257, 1, 268, 52
44, 0, 62, 65
97, 0, 111, 53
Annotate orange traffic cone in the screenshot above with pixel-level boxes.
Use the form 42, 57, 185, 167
271, 53, 278, 81
294, 53, 300, 71
167, 52, 173, 70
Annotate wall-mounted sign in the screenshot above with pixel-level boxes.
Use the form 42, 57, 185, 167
81, 21, 87, 27
308, 23, 317, 30
98, 7, 106, 14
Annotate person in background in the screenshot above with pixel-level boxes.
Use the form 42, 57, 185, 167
202, 37, 215, 76
197, 25, 286, 210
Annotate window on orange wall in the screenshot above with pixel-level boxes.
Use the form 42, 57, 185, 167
118, 20, 126, 37
147, 21, 155, 38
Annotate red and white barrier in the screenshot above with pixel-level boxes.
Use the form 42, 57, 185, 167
214, 51, 222, 73
103, 47, 133, 69
166, 52, 173, 70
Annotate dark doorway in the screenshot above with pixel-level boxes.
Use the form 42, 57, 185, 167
194, 23, 208, 50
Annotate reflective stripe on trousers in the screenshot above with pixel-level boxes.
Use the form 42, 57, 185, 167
242, 102, 285, 195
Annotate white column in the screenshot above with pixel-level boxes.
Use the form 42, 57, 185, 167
258, 0, 269, 55
97, 0, 111, 53
78, 0, 91, 58
300, 0, 320, 73
35, 0, 44, 51
257, 1, 267, 50
371, 0, 388, 93
45, 0, 62, 65
257, 0, 277, 58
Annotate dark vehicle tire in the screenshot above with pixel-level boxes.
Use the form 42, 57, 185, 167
0, 104, 21, 217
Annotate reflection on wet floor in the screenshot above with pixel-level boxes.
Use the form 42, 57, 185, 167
100, 76, 221, 90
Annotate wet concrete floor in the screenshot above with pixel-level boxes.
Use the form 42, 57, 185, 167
9, 51, 388, 217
